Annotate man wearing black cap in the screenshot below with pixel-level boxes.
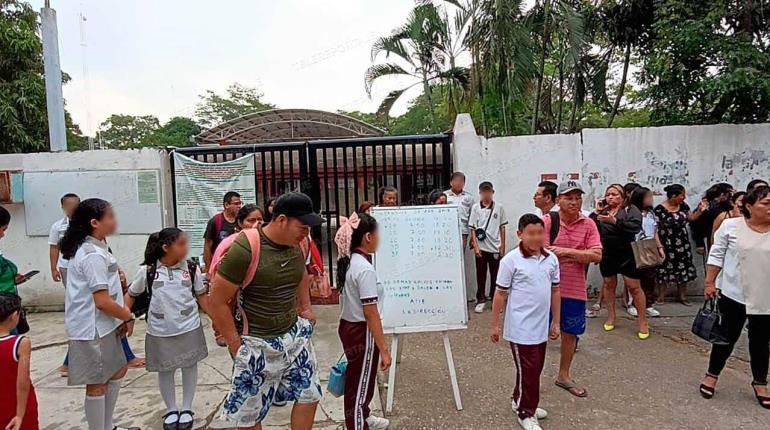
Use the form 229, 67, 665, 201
469, 181, 508, 314
208, 192, 323, 430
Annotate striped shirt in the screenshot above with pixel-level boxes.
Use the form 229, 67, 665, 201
543, 213, 602, 301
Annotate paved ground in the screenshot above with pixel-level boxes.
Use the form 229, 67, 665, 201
383, 302, 766, 430
24, 301, 767, 429
26, 306, 380, 430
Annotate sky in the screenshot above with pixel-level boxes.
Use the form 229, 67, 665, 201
29, 0, 426, 135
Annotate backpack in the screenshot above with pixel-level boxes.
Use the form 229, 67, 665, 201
130, 259, 198, 319
208, 229, 311, 336
213, 212, 225, 235
548, 211, 561, 245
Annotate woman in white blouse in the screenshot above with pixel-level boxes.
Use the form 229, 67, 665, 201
701, 185, 770, 409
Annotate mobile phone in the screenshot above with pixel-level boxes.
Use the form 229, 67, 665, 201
22, 270, 40, 280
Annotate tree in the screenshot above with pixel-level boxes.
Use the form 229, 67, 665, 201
150, 116, 201, 147
98, 114, 160, 148
365, 2, 470, 131
640, 0, 770, 125
195, 83, 275, 129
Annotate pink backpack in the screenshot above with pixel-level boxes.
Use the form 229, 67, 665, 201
208, 229, 310, 335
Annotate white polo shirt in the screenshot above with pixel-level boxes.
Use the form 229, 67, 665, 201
708, 218, 743, 304
340, 253, 381, 323
65, 237, 125, 341
469, 201, 508, 253
496, 247, 560, 345
48, 217, 69, 269
129, 260, 206, 337
444, 189, 474, 234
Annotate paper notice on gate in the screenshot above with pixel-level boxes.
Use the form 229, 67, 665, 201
173, 152, 257, 260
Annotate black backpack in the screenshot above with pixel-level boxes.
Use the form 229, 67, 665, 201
130, 259, 198, 319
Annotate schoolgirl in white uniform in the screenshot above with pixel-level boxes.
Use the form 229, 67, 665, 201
334, 212, 392, 430
125, 228, 209, 430
59, 198, 138, 430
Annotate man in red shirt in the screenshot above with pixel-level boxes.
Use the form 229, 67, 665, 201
543, 181, 602, 398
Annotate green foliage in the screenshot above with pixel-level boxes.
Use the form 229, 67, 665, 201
149, 116, 201, 147
98, 114, 160, 148
0, 0, 85, 153
195, 83, 275, 129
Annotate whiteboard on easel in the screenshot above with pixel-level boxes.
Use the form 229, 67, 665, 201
371, 205, 468, 334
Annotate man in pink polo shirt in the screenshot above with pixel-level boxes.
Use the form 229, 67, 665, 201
543, 181, 602, 398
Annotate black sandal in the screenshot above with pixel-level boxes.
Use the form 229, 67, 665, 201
751, 382, 770, 409
699, 373, 718, 399
161, 411, 179, 430
177, 410, 195, 430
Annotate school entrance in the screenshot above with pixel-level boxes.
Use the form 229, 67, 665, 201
169, 130, 453, 287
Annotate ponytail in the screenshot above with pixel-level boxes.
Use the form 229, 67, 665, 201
335, 213, 378, 290
142, 227, 184, 266
60, 198, 111, 260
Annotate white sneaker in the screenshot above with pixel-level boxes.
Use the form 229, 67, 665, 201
626, 306, 638, 317
517, 416, 542, 430
474, 303, 486, 313
646, 307, 661, 317
366, 415, 390, 429
512, 400, 547, 420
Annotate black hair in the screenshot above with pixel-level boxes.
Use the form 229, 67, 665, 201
450, 172, 466, 182
264, 197, 278, 221
378, 186, 398, 202
142, 227, 185, 266
731, 191, 747, 204
428, 189, 445, 204
630, 187, 652, 211
0, 206, 10, 228
518, 213, 544, 231
664, 184, 685, 199
704, 183, 733, 201
747, 179, 769, 192
336, 213, 378, 290
538, 181, 557, 202
60, 193, 80, 205
623, 182, 642, 196
223, 191, 241, 206
741, 186, 770, 218
0, 292, 21, 322
357, 201, 375, 214
60, 198, 111, 260
237, 204, 263, 226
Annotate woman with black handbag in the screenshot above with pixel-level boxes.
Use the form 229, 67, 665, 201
701, 185, 770, 409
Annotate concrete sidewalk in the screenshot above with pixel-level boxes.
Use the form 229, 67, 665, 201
26, 306, 381, 430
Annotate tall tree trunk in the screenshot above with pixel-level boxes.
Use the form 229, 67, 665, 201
422, 70, 438, 132
556, 40, 565, 133
607, 44, 631, 127
569, 73, 579, 132
531, 0, 552, 135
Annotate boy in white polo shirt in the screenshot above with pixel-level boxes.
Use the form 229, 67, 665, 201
469, 181, 508, 313
491, 214, 561, 430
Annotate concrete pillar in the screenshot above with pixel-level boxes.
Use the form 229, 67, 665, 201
453, 114, 480, 303
40, 7, 67, 152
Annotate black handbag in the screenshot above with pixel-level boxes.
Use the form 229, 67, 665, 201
474, 202, 495, 242
691, 298, 730, 346
16, 308, 29, 334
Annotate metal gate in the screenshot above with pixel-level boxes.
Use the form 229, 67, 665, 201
169, 133, 453, 285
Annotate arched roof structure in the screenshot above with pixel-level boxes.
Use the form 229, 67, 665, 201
195, 108, 386, 144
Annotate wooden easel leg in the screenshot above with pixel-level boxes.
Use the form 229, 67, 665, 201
386, 334, 399, 414
396, 336, 404, 364
443, 331, 463, 411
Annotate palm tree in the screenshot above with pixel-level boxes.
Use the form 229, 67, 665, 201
365, 3, 469, 131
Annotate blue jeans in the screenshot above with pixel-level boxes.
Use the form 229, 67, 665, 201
64, 335, 136, 366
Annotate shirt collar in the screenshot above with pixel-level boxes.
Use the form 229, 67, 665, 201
85, 236, 109, 251
158, 259, 189, 270
446, 189, 469, 197
518, 245, 550, 259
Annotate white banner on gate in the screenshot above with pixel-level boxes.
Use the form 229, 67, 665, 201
173, 152, 256, 259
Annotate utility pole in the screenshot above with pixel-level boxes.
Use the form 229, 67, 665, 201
40, 0, 68, 152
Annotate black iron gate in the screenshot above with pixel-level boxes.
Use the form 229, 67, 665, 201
169, 134, 453, 285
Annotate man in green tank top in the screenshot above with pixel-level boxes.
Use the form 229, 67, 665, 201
209, 192, 323, 430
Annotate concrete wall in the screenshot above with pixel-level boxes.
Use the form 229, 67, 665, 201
453, 114, 770, 295
0, 149, 172, 310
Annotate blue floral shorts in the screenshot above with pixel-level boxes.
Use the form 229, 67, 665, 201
221, 317, 323, 427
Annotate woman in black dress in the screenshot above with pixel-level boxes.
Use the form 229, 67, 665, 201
654, 184, 705, 305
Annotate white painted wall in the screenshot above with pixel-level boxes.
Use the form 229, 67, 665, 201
453, 115, 770, 296
0, 149, 171, 310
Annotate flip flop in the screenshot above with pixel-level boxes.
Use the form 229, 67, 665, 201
555, 380, 588, 398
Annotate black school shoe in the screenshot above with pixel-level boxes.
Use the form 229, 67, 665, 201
114, 426, 142, 430
177, 410, 195, 430
162, 410, 179, 430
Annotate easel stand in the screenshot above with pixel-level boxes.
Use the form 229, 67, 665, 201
385, 329, 463, 413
